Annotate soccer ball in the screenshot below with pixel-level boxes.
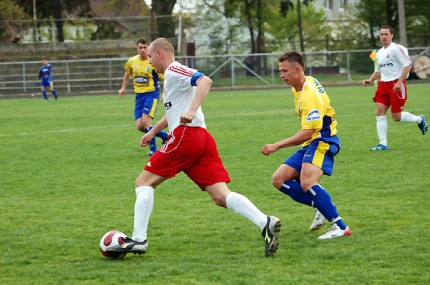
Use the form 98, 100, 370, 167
99, 230, 127, 259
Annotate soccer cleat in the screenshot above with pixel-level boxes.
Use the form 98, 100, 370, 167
417, 115, 427, 135
148, 150, 155, 157
120, 237, 148, 255
370, 144, 389, 151
317, 223, 352, 240
261, 216, 281, 257
309, 208, 327, 231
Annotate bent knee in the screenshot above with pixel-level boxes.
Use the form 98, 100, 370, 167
300, 181, 318, 192
300, 183, 309, 191
212, 195, 227, 207
272, 176, 285, 190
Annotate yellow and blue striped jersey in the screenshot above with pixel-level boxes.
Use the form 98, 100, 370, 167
124, 55, 164, 94
291, 76, 337, 146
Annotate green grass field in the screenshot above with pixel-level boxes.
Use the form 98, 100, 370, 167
1, 84, 429, 285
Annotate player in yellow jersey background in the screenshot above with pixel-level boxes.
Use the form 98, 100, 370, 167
118, 38, 168, 156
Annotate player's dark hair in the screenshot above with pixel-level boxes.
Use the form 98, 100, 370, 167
380, 25, 394, 34
279, 51, 305, 69
136, 38, 148, 45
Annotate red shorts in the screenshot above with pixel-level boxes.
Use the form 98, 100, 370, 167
373, 80, 408, 113
144, 125, 231, 190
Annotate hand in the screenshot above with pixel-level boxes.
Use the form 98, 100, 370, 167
393, 82, 402, 93
118, 88, 125, 99
362, 79, 371, 86
140, 132, 154, 147
261, 144, 279, 156
180, 110, 196, 125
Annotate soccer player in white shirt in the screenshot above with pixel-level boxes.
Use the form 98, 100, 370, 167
116, 38, 281, 257
362, 25, 427, 151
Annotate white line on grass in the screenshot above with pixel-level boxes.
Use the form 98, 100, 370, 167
206, 109, 288, 118
1, 123, 132, 138
3, 107, 360, 138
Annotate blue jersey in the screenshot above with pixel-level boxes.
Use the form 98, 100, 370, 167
38, 64, 53, 83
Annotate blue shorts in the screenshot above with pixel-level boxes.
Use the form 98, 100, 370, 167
134, 90, 161, 120
284, 136, 340, 176
41, 80, 53, 89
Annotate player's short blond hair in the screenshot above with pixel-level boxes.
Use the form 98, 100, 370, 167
151, 38, 174, 55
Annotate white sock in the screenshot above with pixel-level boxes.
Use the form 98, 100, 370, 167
400, 112, 421, 123
132, 186, 154, 242
226, 192, 267, 230
376, 115, 388, 146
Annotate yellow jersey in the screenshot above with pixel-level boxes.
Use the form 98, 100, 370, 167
124, 55, 164, 94
291, 76, 337, 146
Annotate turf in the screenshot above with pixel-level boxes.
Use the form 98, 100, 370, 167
1, 84, 429, 284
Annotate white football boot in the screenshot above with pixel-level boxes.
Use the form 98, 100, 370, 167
309, 208, 327, 231
317, 223, 352, 240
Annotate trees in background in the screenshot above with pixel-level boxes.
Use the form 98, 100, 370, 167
356, 0, 429, 47
15, 0, 93, 42
198, 0, 429, 54
269, 0, 328, 52
90, 0, 150, 40
403, 0, 430, 46
1, 0, 429, 50
198, 0, 327, 54
0, 0, 29, 43
152, 0, 177, 39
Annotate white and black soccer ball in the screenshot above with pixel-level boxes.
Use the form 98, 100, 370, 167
99, 230, 127, 259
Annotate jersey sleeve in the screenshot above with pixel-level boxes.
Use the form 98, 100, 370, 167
167, 63, 200, 86
395, 45, 412, 68
124, 58, 132, 74
191, 72, 205, 86
375, 50, 382, 72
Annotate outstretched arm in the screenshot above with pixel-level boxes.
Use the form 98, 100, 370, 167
261, 129, 314, 155
362, 71, 381, 86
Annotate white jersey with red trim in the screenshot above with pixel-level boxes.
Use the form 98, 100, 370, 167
162, 61, 206, 132
375, 42, 411, 82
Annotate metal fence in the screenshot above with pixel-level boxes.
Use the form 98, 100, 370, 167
0, 48, 428, 98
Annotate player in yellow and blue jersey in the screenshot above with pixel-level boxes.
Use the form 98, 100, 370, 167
37, 59, 58, 100
261, 51, 352, 239
118, 39, 168, 156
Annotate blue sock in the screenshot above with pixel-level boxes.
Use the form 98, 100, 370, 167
52, 90, 58, 99
156, 131, 169, 142
306, 184, 347, 230
144, 127, 157, 152
42, 91, 48, 100
279, 180, 313, 206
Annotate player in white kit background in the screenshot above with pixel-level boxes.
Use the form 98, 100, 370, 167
362, 25, 427, 151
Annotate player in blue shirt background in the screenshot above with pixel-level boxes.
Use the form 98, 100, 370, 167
37, 59, 58, 100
